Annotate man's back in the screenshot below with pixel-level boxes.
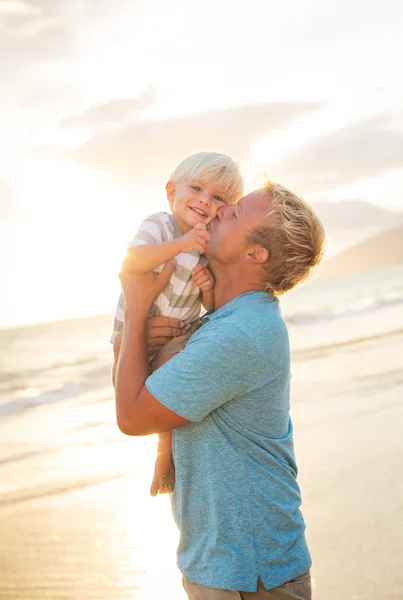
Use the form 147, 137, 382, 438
146, 291, 311, 592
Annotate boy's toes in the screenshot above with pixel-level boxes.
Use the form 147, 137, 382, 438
160, 469, 175, 494
150, 479, 160, 497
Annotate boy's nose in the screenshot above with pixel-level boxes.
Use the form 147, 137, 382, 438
200, 192, 211, 205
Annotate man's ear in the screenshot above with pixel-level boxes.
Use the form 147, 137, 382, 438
244, 246, 269, 265
166, 181, 176, 207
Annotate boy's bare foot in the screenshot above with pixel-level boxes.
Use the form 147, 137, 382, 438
150, 454, 175, 496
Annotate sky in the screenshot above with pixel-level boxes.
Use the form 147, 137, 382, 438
1, 0, 402, 328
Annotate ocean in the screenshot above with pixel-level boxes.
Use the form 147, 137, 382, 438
1, 264, 402, 419
1, 264, 403, 600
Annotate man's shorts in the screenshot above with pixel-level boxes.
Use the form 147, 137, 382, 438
182, 571, 311, 599
151, 319, 201, 370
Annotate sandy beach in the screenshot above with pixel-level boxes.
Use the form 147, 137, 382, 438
1, 324, 402, 600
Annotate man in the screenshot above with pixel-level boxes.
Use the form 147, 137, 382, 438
114, 181, 325, 599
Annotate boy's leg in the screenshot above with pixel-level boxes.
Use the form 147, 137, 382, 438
149, 353, 178, 497
149, 321, 201, 496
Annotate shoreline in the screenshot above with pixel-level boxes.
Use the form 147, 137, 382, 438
1, 331, 402, 599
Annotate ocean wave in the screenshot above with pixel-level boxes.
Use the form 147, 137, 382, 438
292, 327, 403, 360
0, 353, 107, 387
285, 292, 403, 326
0, 382, 87, 416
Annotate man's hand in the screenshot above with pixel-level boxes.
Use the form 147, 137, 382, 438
120, 260, 176, 318
180, 223, 211, 254
147, 316, 185, 356
192, 264, 214, 291
112, 317, 184, 388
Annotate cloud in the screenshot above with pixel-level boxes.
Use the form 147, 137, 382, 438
0, 1, 75, 65
0, 178, 19, 223
59, 89, 157, 130
269, 109, 403, 194
0, 0, 138, 68
67, 101, 321, 188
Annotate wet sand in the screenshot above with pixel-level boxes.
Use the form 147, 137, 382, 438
1, 331, 403, 599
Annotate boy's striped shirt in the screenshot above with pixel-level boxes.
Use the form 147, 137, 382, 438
110, 212, 207, 343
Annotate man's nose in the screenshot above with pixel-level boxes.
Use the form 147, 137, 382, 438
216, 205, 227, 220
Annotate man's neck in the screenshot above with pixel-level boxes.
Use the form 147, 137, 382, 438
211, 264, 266, 310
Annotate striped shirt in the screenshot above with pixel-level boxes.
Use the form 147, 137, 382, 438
110, 211, 208, 343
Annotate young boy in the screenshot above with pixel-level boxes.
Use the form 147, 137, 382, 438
111, 151, 243, 496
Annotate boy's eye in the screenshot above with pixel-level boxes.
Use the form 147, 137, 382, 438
192, 186, 202, 192
213, 195, 225, 203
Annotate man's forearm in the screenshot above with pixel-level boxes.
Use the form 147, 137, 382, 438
115, 312, 150, 431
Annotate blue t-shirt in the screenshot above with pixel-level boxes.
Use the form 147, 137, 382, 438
146, 291, 311, 592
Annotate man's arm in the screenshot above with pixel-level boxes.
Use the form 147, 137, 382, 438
111, 317, 184, 387
112, 331, 123, 387
115, 310, 190, 435
114, 265, 190, 436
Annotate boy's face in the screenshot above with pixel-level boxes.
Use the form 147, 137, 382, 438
166, 178, 229, 234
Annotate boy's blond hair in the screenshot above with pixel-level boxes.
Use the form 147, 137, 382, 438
168, 151, 243, 205
246, 181, 325, 295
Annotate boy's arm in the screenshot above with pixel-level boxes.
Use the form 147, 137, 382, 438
126, 239, 182, 274
201, 288, 214, 311
125, 224, 211, 274
192, 265, 215, 310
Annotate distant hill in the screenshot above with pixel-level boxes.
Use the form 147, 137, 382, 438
312, 199, 395, 229
317, 226, 403, 278
312, 200, 403, 257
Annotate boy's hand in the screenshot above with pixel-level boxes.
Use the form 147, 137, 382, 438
180, 223, 211, 254
192, 264, 214, 291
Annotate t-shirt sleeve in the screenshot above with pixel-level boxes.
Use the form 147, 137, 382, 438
128, 214, 168, 248
145, 323, 260, 422
110, 214, 169, 343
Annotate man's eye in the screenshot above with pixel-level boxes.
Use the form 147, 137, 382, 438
232, 211, 238, 218
214, 195, 224, 203
192, 186, 202, 192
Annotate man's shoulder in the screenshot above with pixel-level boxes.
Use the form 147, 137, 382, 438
199, 292, 288, 354
215, 292, 284, 330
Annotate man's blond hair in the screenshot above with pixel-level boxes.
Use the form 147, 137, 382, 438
247, 181, 325, 295
168, 151, 243, 204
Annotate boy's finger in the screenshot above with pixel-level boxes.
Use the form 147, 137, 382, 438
193, 241, 206, 253
196, 276, 210, 287
201, 229, 211, 238
197, 231, 211, 242
196, 236, 208, 248
194, 223, 207, 231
